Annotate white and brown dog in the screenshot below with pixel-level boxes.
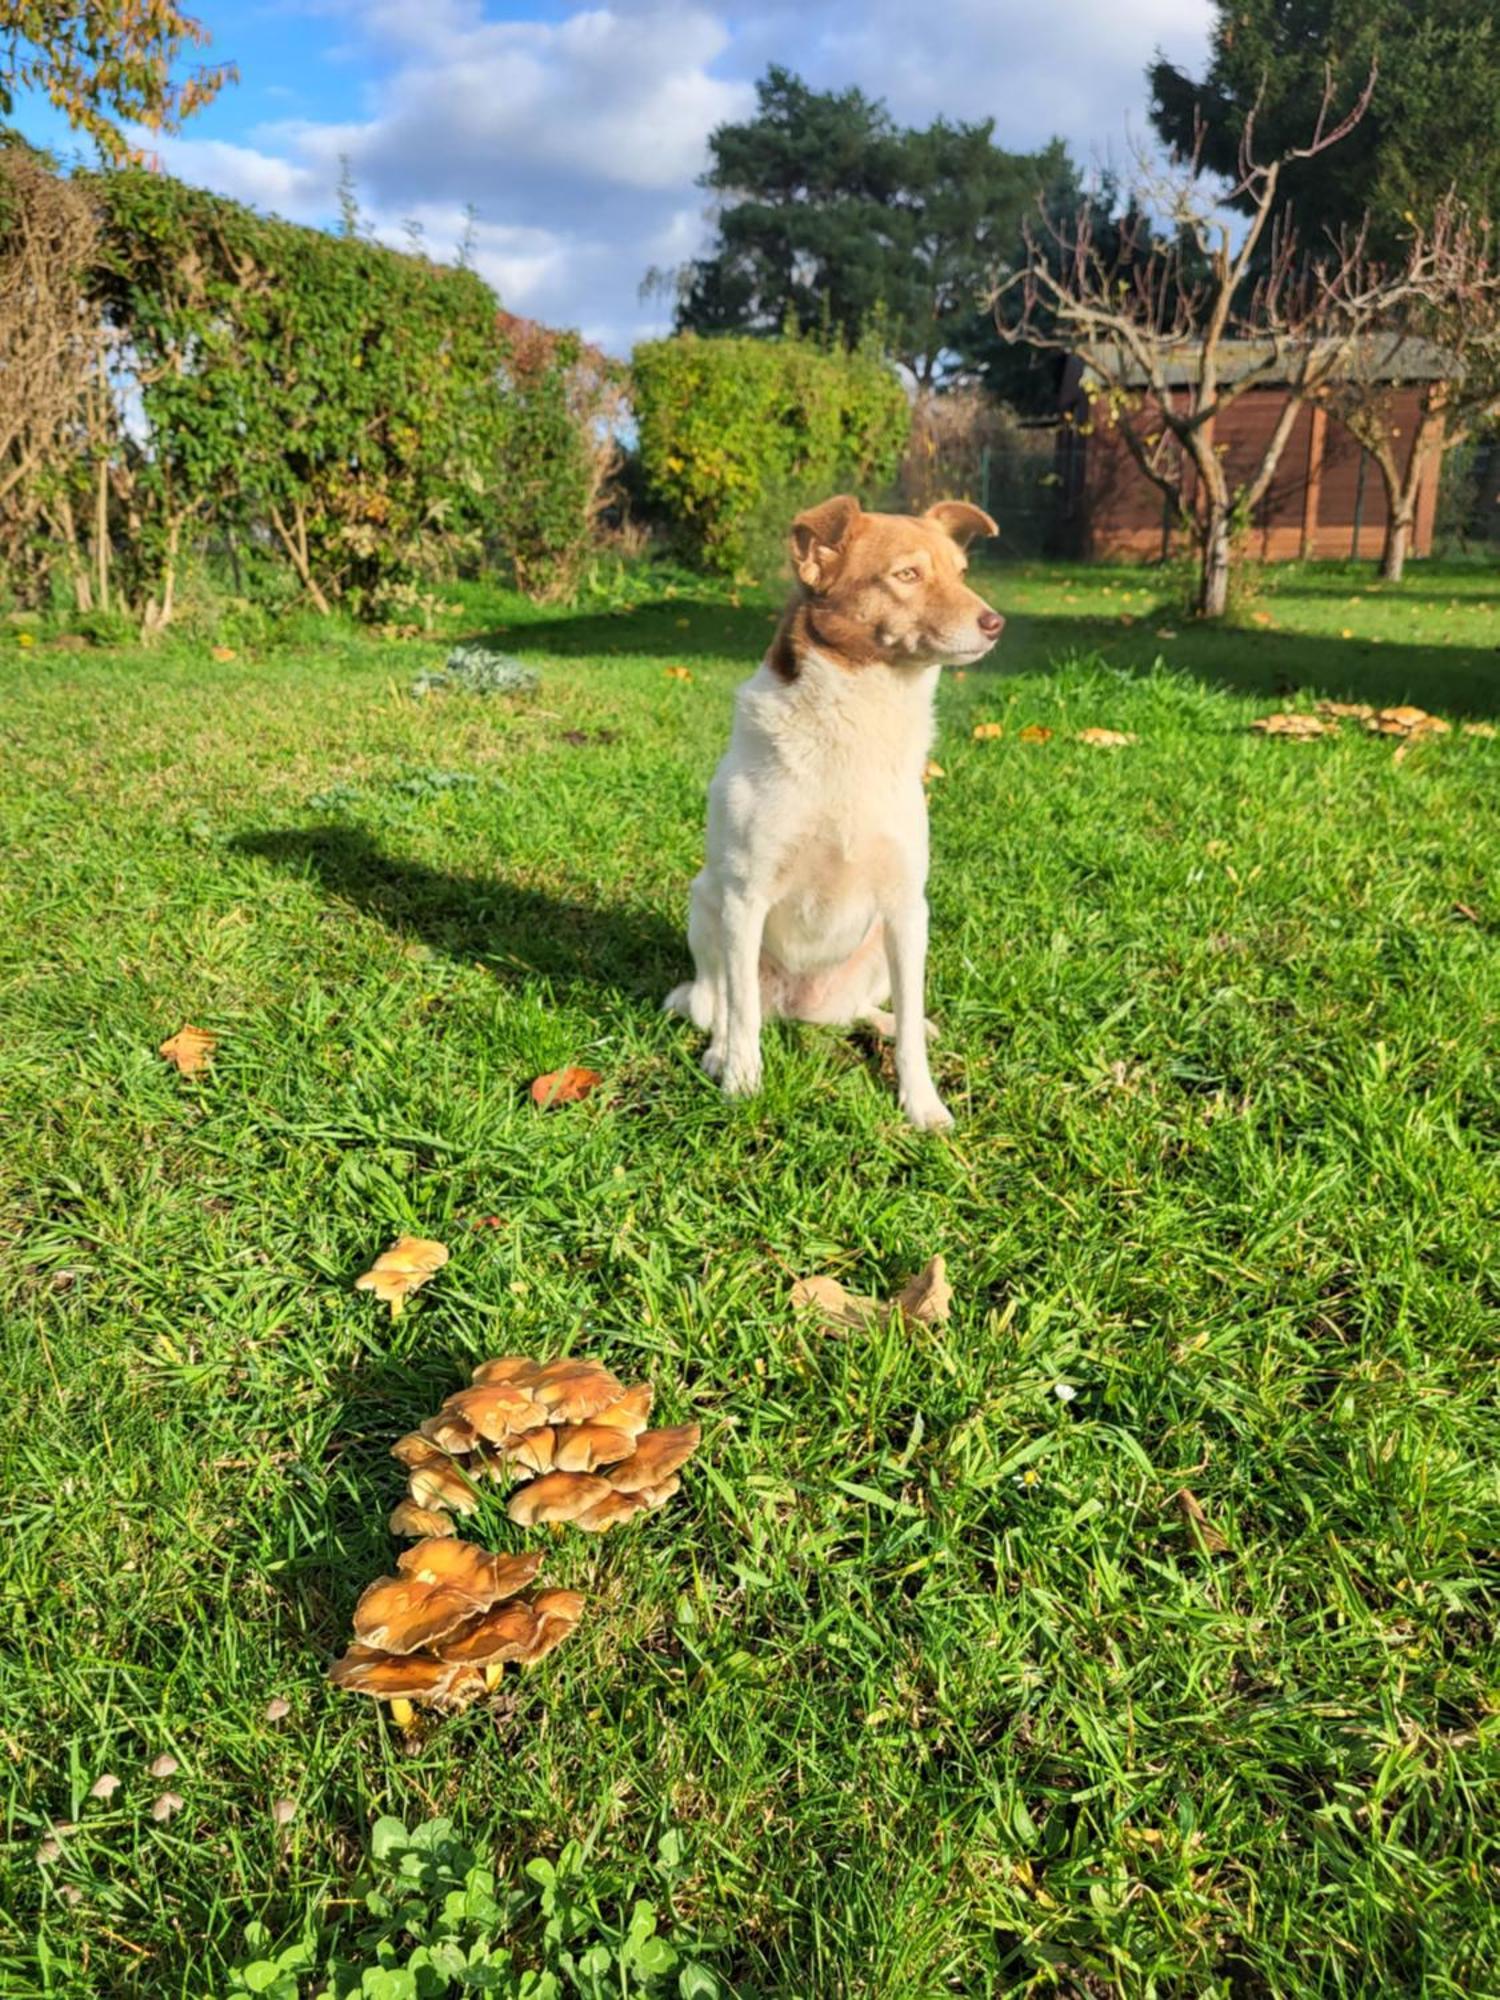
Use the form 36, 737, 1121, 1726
664, 493, 1002, 1129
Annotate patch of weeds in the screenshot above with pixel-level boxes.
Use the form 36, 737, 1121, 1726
226, 1816, 730, 2000
412, 645, 541, 698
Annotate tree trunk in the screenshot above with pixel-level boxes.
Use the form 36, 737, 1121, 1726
1381, 509, 1413, 583
1198, 509, 1232, 619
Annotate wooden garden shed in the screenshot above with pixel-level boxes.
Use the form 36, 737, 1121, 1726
1053, 339, 1449, 563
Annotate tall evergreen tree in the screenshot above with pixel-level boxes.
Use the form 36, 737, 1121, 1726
1149, 0, 1500, 259
664, 67, 1082, 405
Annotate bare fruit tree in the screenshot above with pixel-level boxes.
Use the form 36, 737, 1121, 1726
1314, 203, 1500, 582
991, 74, 1393, 617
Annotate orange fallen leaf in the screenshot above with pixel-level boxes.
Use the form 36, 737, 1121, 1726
1174, 1487, 1229, 1555
663, 665, 692, 682
1118, 612, 1136, 626
159, 1025, 217, 1076
530, 1067, 602, 1108
211, 645, 237, 662
922, 759, 946, 782
1076, 727, 1137, 748
1018, 724, 1052, 744
972, 721, 1004, 741
1452, 902, 1480, 923
1250, 611, 1273, 627
355, 1237, 449, 1318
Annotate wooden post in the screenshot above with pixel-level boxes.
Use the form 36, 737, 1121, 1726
1301, 405, 1326, 560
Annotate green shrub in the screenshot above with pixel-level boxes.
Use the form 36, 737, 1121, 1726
222, 1816, 730, 2000
631, 333, 909, 574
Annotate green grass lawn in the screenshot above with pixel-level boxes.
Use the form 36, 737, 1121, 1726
3, 557, 1499, 1998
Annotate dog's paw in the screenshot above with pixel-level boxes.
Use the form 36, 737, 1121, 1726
700, 1044, 725, 1082
718, 1054, 763, 1099
901, 1089, 953, 1132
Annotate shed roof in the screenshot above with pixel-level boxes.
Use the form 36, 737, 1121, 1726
1072, 335, 1452, 391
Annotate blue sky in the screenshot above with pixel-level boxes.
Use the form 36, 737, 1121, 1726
22, 0, 1213, 351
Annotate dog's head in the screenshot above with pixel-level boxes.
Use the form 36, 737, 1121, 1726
786, 494, 1003, 670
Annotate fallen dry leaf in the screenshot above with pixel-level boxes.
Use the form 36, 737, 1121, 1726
972, 721, 1004, 741
793, 1257, 953, 1334
1174, 1487, 1229, 1555
530, 1066, 602, 1108
1018, 724, 1053, 744
1076, 728, 1137, 748
1155, 627, 1177, 640
922, 759, 945, 782
159, 1025, 217, 1077
663, 665, 693, 682
354, 1236, 449, 1319
1452, 902, 1481, 923
1250, 610, 1274, 628
891, 1254, 952, 1327
211, 645, 237, 662
1249, 713, 1334, 739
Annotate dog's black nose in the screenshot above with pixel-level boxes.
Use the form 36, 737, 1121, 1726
978, 609, 1004, 637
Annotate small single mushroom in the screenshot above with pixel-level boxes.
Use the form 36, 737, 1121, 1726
551, 1421, 638, 1473
506, 1469, 614, 1526
407, 1457, 479, 1516
147, 1753, 180, 1779
352, 1575, 485, 1654
592, 1382, 653, 1439
89, 1773, 122, 1801
608, 1424, 701, 1494
395, 1539, 541, 1606
389, 1499, 457, 1540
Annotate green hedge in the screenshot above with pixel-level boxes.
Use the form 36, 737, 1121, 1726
90, 169, 508, 613
631, 333, 910, 573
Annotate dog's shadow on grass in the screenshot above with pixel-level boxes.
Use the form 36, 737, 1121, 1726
234, 823, 685, 1001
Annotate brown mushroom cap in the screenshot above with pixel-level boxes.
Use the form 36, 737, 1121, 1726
504, 1427, 557, 1476
527, 1359, 626, 1424
519, 1589, 586, 1662
328, 1644, 476, 1703
441, 1383, 551, 1443
471, 1356, 542, 1388
352, 1576, 484, 1653
389, 1500, 456, 1540
608, 1424, 701, 1494
506, 1469, 613, 1526
407, 1458, 479, 1516
421, 1409, 481, 1456
572, 1489, 644, 1533
392, 1431, 450, 1470
592, 1382, 653, 1439
551, 1422, 638, 1473
433, 1599, 539, 1666
396, 1541, 541, 1605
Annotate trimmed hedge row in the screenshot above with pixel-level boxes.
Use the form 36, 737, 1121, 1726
632, 333, 910, 573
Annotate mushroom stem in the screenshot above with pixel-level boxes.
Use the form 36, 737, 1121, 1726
389, 1697, 415, 1729
484, 1664, 503, 1691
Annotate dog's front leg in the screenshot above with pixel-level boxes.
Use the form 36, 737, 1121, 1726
883, 896, 952, 1130
705, 884, 767, 1097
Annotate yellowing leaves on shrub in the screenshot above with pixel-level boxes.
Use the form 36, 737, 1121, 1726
664, 666, 693, 682
1018, 724, 1053, 744
159, 1025, 217, 1076
530, 1066, 602, 1108
1076, 727, 1137, 748
972, 721, 1004, 741
355, 1237, 449, 1319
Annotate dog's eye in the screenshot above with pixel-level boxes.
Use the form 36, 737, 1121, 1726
892, 567, 920, 584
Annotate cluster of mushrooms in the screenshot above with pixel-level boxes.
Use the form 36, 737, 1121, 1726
389, 1354, 701, 1537
328, 1355, 700, 1725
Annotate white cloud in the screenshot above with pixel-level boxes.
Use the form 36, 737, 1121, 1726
152, 0, 1214, 351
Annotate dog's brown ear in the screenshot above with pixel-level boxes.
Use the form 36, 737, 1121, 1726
926, 500, 997, 548
790, 494, 861, 590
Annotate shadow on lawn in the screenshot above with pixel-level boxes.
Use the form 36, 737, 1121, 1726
478, 575, 1500, 718
235, 824, 686, 999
